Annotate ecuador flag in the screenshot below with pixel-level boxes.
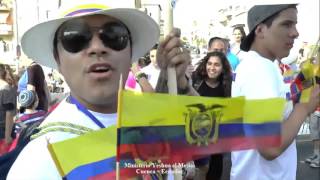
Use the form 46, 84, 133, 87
118, 90, 285, 169
48, 90, 285, 179
47, 124, 138, 180
290, 59, 319, 103
48, 125, 123, 180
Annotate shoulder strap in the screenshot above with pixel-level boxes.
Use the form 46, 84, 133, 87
192, 79, 203, 91
31, 122, 94, 140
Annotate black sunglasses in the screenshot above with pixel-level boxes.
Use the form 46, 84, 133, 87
57, 20, 131, 53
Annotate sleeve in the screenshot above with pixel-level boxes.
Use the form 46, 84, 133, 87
7, 137, 61, 180
2, 89, 16, 111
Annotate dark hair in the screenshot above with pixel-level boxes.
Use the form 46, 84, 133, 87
152, 43, 158, 50
233, 26, 247, 43
208, 37, 226, 49
4, 65, 16, 87
192, 51, 232, 97
0, 64, 6, 80
26, 63, 49, 112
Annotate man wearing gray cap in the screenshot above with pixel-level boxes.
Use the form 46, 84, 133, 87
231, 4, 320, 180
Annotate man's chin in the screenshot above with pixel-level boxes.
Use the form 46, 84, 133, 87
87, 96, 118, 113
281, 54, 290, 60
93, 94, 117, 104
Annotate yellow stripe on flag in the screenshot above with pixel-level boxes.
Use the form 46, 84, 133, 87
48, 126, 117, 176
243, 98, 286, 124
120, 90, 284, 127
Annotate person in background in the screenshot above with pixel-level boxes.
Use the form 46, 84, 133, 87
192, 51, 232, 97
231, 4, 320, 180
230, 26, 247, 62
0, 90, 47, 178
3, 64, 17, 114
3, 65, 17, 89
304, 108, 320, 168
17, 62, 50, 113
208, 37, 240, 71
138, 56, 150, 68
191, 51, 233, 180
130, 44, 160, 92
0, 64, 16, 155
14, 90, 46, 139
140, 44, 161, 89
125, 56, 153, 92
131, 61, 154, 92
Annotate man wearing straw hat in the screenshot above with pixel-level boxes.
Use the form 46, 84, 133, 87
231, 3, 320, 180
7, 1, 193, 179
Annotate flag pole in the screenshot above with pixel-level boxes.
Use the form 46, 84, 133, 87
116, 74, 123, 180
164, 1, 177, 95
164, 1, 183, 180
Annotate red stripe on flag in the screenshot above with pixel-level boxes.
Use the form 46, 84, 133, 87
119, 135, 280, 164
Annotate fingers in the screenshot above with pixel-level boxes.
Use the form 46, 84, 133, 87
157, 28, 191, 80
306, 84, 320, 114
168, 48, 190, 67
157, 28, 184, 69
166, 47, 184, 61
161, 37, 183, 54
158, 28, 182, 54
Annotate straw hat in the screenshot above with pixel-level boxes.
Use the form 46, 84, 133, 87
21, 0, 160, 69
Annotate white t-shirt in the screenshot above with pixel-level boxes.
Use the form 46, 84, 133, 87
7, 98, 117, 180
231, 51, 296, 180
141, 64, 160, 89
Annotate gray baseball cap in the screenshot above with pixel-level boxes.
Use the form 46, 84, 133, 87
240, 4, 297, 51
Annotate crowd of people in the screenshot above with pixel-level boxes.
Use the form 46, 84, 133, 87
125, 3, 320, 180
0, 1, 319, 180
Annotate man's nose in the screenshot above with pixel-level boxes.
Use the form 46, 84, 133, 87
87, 34, 108, 56
291, 26, 299, 39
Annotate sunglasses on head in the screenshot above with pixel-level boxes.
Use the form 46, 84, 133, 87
57, 19, 131, 53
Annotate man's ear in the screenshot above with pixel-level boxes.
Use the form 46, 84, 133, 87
255, 24, 266, 39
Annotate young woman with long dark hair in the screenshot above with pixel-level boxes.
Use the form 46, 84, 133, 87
192, 51, 233, 180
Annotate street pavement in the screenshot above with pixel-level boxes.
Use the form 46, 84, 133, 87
296, 135, 320, 180
219, 135, 320, 180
